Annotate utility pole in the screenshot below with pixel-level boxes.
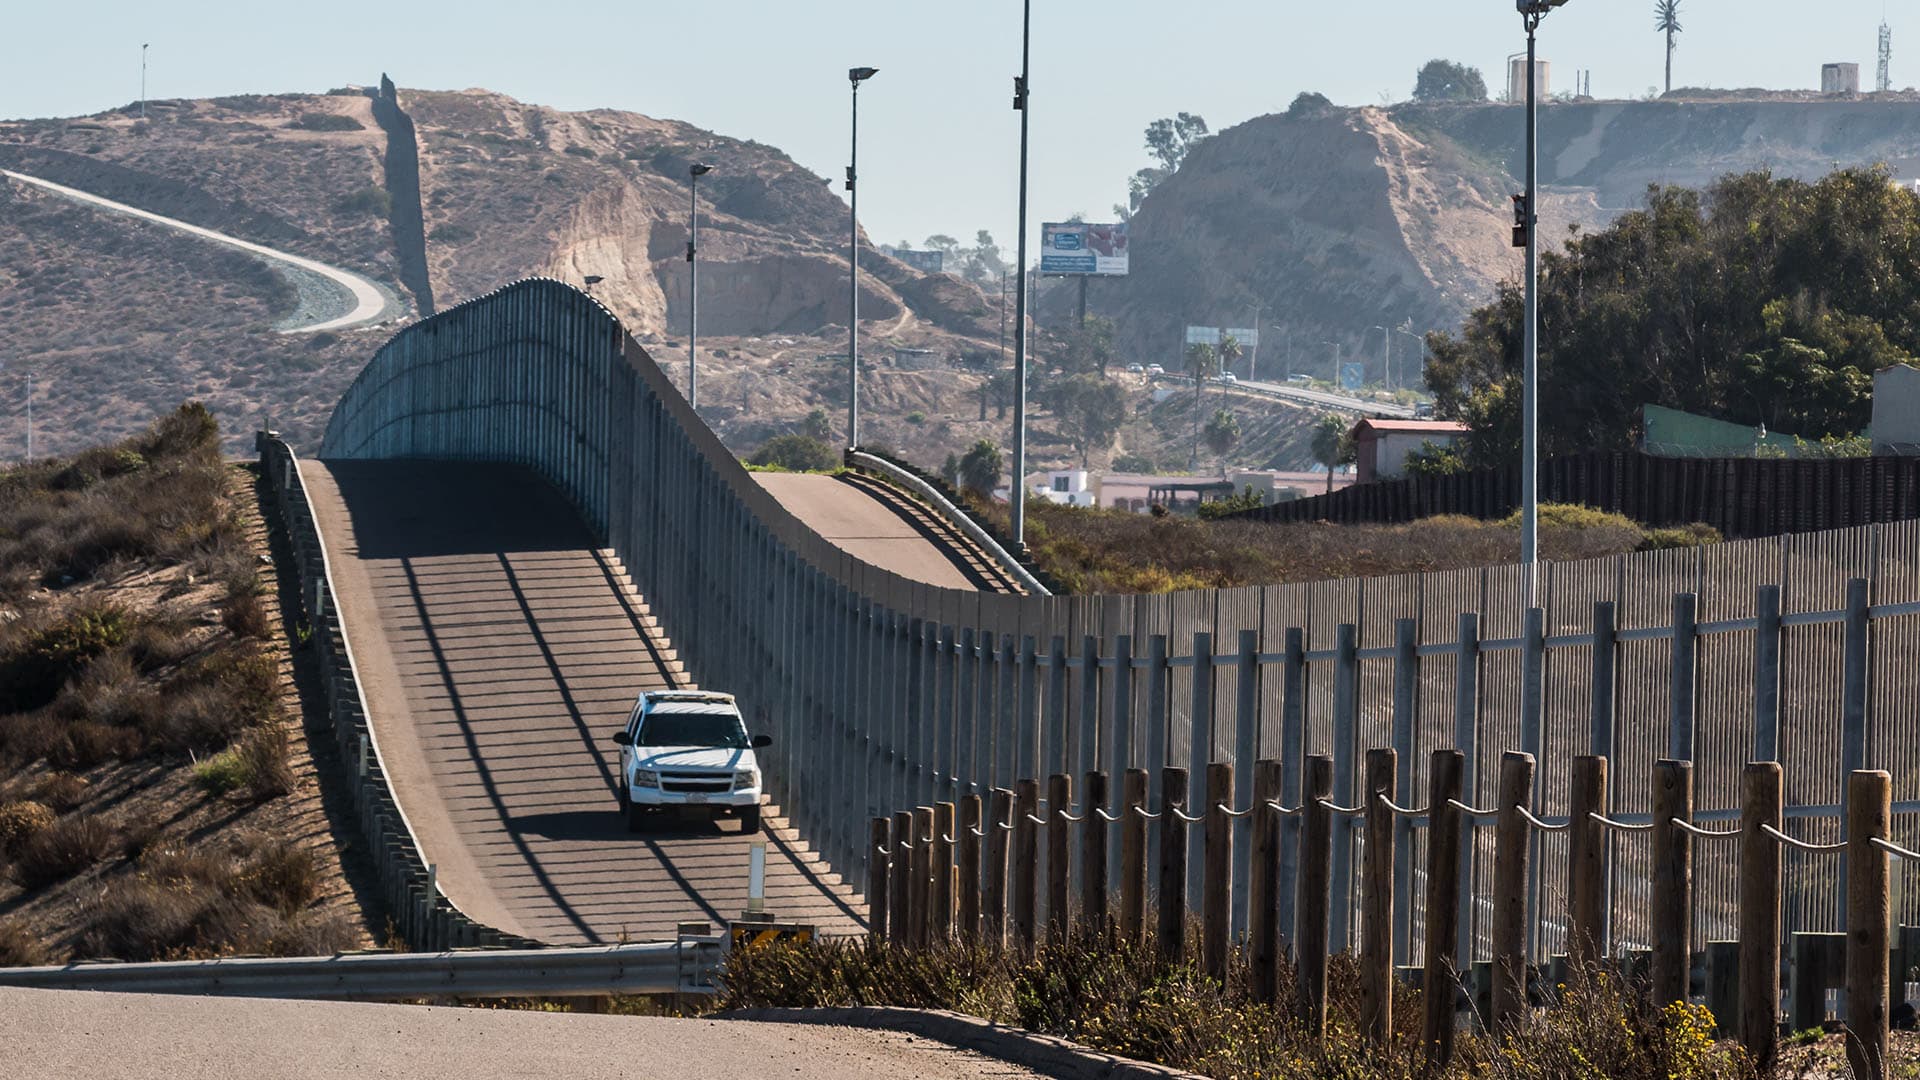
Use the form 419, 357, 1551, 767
1009, 0, 1033, 548
1248, 300, 1263, 382
25, 372, 34, 464
1373, 325, 1391, 391
687, 163, 712, 411
846, 66, 879, 449
140, 44, 149, 120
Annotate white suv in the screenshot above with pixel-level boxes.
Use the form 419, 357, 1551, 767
611, 690, 769, 834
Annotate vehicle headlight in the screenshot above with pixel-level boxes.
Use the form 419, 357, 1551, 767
633, 769, 658, 788
734, 769, 759, 790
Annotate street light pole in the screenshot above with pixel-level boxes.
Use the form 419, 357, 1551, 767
1372, 325, 1391, 390
1517, 0, 1567, 592
1009, 0, 1033, 547
1395, 327, 1425, 390
687, 163, 712, 411
141, 44, 148, 121
846, 66, 878, 449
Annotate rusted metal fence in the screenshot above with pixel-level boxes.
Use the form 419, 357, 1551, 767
316, 278, 1920, 983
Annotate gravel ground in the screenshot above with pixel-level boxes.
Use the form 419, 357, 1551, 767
0, 988, 1049, 1080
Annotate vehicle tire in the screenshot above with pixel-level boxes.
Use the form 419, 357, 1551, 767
627, 803, 648, 833
740, 807, 762, 835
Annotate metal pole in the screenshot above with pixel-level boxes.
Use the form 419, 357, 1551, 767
688, 171, 700, 411
846, 70, 875, 448
140, 44, 148, 121
25, 372, 32, 464
1374, 326, 1389, 391
1521, 15, 1541, 596
1010, 0, 1032, 547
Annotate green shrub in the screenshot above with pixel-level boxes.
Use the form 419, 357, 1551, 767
563, 144, 597, 158
0, 918, 48, 966
0, 800, 56, 851
332, 186, 391, 218
193, 748, 252, 796
429, 223, 476, 245
0, 604, 136, 713
1496, 502, 1638, 532
1640, 523, 1723, 550
747, 435, 840, 473
9, 813, 123, 889
290, 112, 363, 132
905, 411, 927, 426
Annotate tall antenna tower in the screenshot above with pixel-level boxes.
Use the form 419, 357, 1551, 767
1880, 20, 1893, 92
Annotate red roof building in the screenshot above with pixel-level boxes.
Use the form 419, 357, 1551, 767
1351, 419, 1470, 484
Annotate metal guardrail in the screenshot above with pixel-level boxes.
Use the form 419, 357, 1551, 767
0, 941, 720, 1001
846, 451, 1050, 596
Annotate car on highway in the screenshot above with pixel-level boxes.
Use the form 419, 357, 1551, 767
1146, 363, 1165, 376
1414, 402, 1435, 418
1210, 372, 1238, 384
1125, 363, 1145, 374
1286, 374, 1311, 384
612, 690, 770, 833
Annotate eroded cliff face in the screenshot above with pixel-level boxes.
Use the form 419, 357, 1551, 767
1102, 99, 1920, 384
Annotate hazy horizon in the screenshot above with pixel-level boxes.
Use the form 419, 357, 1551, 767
5, 0, 1910, 254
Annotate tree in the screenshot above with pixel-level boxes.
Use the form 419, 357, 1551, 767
1184, 342, 1219, 468
1425, 168, 1914, 467
924, 234, 961, 258
748, 434, 838, 473
1218, 333, 1243, 379
1288, 92, 1335, 119
1203, 408, 1241, 466
958, 438, 1004, 497
800, 408, 832, 443
1048, 374, 1129, 466
1412, 60, 1489, 103
1310, 413, 1355, 494
1045, 316, 1118, 377
1122, 112, 1209, 215
1655, 0, 1683, 96
962, 230, 1007, 284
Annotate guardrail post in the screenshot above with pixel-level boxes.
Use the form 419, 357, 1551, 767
1423, 749, 1467, 1070
1186, 632, 1212, 914
932, 802, 955, 941
1298, 754, 1333, 1048
1361, 747, 1395, 1045
909, 807, 934, 950
1330, 625, 1359, 951
1012, 780, 1040, 951
1047, 773, 1072, 940
869, 817, 890, 944
1081, 771, 1110, 933
1492, 750, 1535, 1039
1651, 759, 1693, 1007
1251, 758, 1283, 1004
1232, 629, 1259, 942
1121, 768, 1148, 944
1569, 755, 1609, 967
958, 794, 982, 941
1740, 761, 1783, 1070
1156, 766, 1189, 963
889, 810, 912, 945
1202, 762, 1232, 981
1390, 618, 1418, 967
984, 788, 1012, 945
1848, 769, 1891, 1080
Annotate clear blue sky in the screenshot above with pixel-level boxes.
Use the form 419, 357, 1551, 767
2, 1, 1904, 251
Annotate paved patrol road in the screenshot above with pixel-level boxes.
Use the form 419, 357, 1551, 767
753, 472, 981, 589
306, 460, 867, 943
0, 988, 1048, 1080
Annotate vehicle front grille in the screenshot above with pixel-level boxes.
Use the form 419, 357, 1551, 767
661, 772, 733, 794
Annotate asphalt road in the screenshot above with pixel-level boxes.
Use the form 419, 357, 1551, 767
1232, 377, 1416, 418
305, 459, 863, 943
753, 473, 982, 589
0, 988, 1047, 1080
1, 168, 393, 334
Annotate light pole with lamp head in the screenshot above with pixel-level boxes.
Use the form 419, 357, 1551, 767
846, 66, 878, 449
1372, 325, 1391, 391
1322, 340, 1342, 389
1009, 0, 1033, 549
1394, 327, 1425, 393
1516, 0, 1570, 595
687, 162, 713, 410
141, 44, 149, 121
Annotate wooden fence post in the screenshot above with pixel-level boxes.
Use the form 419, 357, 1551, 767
1569, 755, 1608, 968
1251, 759, 1284, 1004
1122, 769, 1148, 943
984, 788, 1012, 945
1739, 762, 1782, 1071
1204, 762, 1233, 981
1299, 754, 1334, 1047
910, 806, 935, 950
1361, 747, 1396, 1045
957, 794, 982, 940
1847, 770, 1891, 1080
869, 817, 891, 944
1047, 773, 1073, 940
890, 810, 912, 946
932, 801, 955, 940
1013, 779, 1040, 950
1650, 760, 1693, 1007
1492, 751, 1536, 1038
1157, 766, 1189, 963
1423, 749, 1467, 1070
1082, 771, 1110, 934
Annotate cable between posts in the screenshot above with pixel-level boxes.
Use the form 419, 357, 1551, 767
1446, 798, 1500, 822
1760, 824, 1845, 853
1379, 796, 1429, 818
1267, 799, 1304, 817
1132, 805, 1162, 821
1669, 818, 1740, 840
1318, 798, 1366, 817
1216, 803, 1256, 818
1093, 808, 1122, 822
1170, 807, 1206, 824
1514, 806, 1571, 832
1587, 811, 1654, 833
1872, 837, 1920, 861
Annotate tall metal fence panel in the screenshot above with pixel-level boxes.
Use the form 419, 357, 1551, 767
321, 279, 1920, 961
1230, 450, 1920, 539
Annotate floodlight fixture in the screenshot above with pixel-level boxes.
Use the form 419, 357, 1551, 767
849, 66, 878, 83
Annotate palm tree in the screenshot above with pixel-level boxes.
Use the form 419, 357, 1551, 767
1655, 0, 1683, 96
1184, 342, 1219, 468
1218, 333, 1243, 380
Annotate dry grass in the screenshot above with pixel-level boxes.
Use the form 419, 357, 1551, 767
978, 499, 1718, 593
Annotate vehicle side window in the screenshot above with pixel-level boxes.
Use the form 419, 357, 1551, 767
627, 702, 644, 736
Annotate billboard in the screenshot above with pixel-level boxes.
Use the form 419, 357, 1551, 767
890, 248, 945, 274
1340, 362, 1366, 391
1221, 327, 1259, 348
1041, 222, 1129, 276
1185, 326, 1220, 345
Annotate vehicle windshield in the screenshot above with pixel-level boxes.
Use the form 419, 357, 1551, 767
638, 710, 748, 749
